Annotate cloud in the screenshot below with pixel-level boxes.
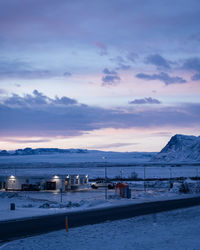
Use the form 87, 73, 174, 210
3, 90, 77, 107
102, 68, 121, 85
4, 90, 48, 106
0, 0, 199, 63
63, 72, 72, 77
110, 56, 131, 71
95, 41, 107, 56
145, 54, 171, 69
116, 64, 131, 70
182, 57, 200, 72
102, 75, 121, 85
90, 142, 139, 149
151, 132, 173, 137
0, 89, 7, 94
103, 68, 117, 75
0, 58, 54, 79
15, 84, 21, 88
129, 97, 161, 104
181, 57, 200, 81
4, 138, 51, 144
111, 56, 126, 64
53, 96, 78, 105
191, 73, 200, 81
136, 72, 187, 85
126, 52, 138, 63
0, 90, 200, 138
189, 33, 200, 42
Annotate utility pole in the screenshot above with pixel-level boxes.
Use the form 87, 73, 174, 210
196, 167, 198, 179
60, 188, 63, 203
103, 157, 108, 199
144, 166, 146, 192
120, 169, 123, 181
105, 165, 107, 180
169, 167, 173, 190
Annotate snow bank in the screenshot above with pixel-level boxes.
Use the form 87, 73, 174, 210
170, 179, 200, 194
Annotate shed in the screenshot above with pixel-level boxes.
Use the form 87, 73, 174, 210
115, 182, 131, 198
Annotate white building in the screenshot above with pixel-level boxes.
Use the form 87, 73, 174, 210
0, 174, 88, 191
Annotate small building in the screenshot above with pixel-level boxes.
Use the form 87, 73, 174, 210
115, 182, 131, 198
0, 174, 88, 191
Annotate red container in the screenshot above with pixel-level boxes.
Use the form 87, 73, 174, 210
115, 183, 129, 198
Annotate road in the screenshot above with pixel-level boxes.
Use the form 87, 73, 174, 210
1, 196, 200, 242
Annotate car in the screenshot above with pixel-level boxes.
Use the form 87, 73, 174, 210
91, 180, 115, 189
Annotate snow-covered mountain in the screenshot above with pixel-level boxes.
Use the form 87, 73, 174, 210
0, 147, 88, 156
152, 134, 200, 162
0, 147, 156, 164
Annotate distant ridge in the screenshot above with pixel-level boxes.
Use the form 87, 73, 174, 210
0, 147, 88, 156
0, 147, 155, 157
152, 134, 200, 162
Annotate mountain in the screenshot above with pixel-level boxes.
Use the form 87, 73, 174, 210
152, 134, 200, 162
0, 147, 156, 164
0, 147, 88, 156
0, 150, 10, 156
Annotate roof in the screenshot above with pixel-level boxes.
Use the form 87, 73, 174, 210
0, 174, 88, 179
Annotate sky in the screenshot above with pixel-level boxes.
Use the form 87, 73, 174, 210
0, 0, 200, 152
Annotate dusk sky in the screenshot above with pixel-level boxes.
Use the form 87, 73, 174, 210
0, 0, 200, 152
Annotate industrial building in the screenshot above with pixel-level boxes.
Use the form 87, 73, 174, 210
0, 174, 88, 191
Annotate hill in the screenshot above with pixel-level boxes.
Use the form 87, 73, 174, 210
152, 134, 200, 162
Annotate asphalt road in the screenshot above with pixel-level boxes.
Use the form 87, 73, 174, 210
1, 196, 200, 242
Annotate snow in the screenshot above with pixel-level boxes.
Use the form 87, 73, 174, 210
1, 185, 200, 222
1, 205, 200, 250
1, 163, 200, 222
0, 148, 200, 224
0, 151, 155, 164
1, 135, 200, 165
153, 134, 200, 162
0, 188, 173, 221
0, 137, 200, 248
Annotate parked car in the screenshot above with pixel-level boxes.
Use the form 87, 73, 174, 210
91, 180, 115, 189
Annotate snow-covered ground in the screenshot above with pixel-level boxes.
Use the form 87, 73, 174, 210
0, 187, 180, 221
1, 182, 200, 222
0, 151, 155, 164
1, 155, 200, 223
1, 205, 200, 250
1, 164, 200, 222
